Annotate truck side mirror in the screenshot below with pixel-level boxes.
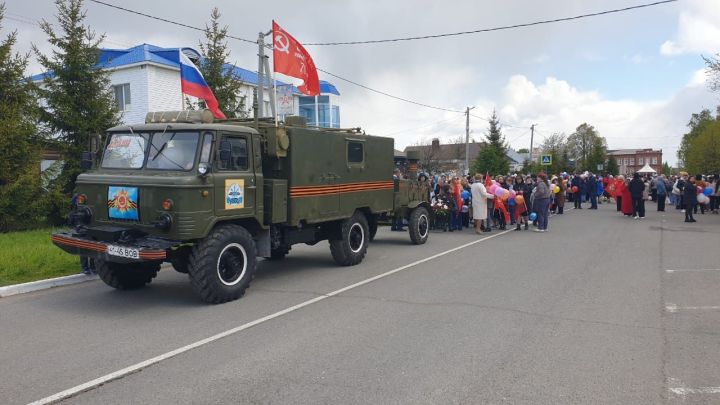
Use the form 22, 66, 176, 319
219, 141, 232, 162
80, 151, 93, 170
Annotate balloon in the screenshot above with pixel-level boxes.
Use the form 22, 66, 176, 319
509, 190, 517, 199
697, 194, 709, 204
571, 186, 579, 193
488, 184, 497, 194
508, 198, 516, 206
553, 186, 560, 194
704, 187, 713, 196
697, 186, 703, 194
515, 195, 525, 205
529, 212, 538, 221
494, 187, 508, 198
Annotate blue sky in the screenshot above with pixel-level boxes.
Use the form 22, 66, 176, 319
5, 0, 719, 165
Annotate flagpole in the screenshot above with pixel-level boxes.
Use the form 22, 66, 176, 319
257, 31, 265, 118
314, 95, 319, 127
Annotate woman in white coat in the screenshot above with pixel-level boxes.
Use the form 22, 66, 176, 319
470, 174, 495, 234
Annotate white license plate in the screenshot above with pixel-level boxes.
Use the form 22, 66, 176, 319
107, 245, 140, 259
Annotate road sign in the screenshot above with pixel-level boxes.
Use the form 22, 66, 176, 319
277, 85, 294, 115
597, 164, 604, 171
541, 154, 552, 166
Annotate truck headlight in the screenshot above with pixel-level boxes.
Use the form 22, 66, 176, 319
154, 213, 173, 231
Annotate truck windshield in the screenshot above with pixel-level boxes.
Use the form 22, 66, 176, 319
146, 132, 200, 171
101, 133, 149, 169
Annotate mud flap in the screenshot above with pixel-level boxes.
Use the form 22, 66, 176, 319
255, 229, 271, 258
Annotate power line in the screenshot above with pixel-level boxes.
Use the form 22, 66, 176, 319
317, 68, 464, 113
304, 0, 677, 46
86, 0, 256, 44
85, 0, 465, 113
382, 114, 466, 137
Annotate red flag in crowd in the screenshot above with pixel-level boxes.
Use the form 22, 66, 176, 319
272, 21, 320, 96
484, 172, 492, 187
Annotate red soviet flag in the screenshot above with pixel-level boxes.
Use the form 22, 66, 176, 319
272, 21, 320, 96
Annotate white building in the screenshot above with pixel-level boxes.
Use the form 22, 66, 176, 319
31, 43, 341, 127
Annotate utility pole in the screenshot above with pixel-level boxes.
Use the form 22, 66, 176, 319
464, 106, 475, 175
257, 31, 266, 118
256, 29, 272, 119
529, 124, 536, 164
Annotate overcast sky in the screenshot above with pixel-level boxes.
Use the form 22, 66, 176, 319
4, 0, 720, 165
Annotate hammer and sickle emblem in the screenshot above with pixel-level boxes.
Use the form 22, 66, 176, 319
274, 33, 290, 54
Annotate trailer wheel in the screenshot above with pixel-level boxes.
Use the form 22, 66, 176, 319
408, 207, 430, 245
188, 224, 257, 304
96, 259, 160, 290
169, 246, 191, 274
330, 211, 369, 266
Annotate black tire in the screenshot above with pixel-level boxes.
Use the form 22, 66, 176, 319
268, 245, 291, 261
169, 246, 191, 274
96, 259, 160, 290
329, 211, 369, 266
188, 224, 257, 304
368, 215, 378, 242
408, 207, 430, 245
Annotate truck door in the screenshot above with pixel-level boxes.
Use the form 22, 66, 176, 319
215, 133, 256, 218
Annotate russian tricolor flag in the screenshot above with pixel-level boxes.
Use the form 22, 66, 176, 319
179, 52, 226, 119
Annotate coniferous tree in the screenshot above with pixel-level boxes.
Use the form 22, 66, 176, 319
472, 110, 509, 175
33, 0, 119, 201
197, 8, 248, 118
0, 3, 46, 231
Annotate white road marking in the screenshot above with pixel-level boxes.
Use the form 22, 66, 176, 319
666, 268, 720, 273
668, 378, 720, 396
28, 228, 516, 405
665, 303, 720, 313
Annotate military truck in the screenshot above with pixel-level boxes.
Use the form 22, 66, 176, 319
52, 110, 430, 303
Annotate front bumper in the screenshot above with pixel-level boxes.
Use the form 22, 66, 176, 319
51, 231, 177, 263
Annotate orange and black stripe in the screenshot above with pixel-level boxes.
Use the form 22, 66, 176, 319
51, 234, 167, 260
290, 181, 394, 198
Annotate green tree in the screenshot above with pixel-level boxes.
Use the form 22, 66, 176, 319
677, 108, 716, 169
685, 120, 720, 174
516, 148, 529, 154
662, 161, 672, 175
606, 155, 619, 175
704, 54, 720, 93
33, 0, 119, 197
0, 3, 47, 231
197, 8, 248, 118
471, 110, 509, 175
566, 123, 606, 172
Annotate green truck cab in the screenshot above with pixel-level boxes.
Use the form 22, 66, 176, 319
52, 111, 431, 303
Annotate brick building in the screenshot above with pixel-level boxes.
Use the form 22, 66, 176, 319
607, 148, 663, 175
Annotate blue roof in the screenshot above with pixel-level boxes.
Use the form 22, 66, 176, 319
30, 43, 340, 95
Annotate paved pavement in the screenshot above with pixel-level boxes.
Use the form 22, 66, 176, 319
2, 203, 719, 404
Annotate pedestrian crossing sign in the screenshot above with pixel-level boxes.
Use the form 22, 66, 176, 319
541, 154, 552, 165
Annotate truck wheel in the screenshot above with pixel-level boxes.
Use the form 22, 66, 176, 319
169, 246, 191, 274
188, 224, 257, 304
408, 207, 430, 245
268, 245, 291, 261
96, 259, 160, 290
330, 211, 369, 266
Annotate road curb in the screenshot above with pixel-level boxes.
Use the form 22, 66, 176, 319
0, 274, 99, 298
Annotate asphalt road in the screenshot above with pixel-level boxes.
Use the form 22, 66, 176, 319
2, 202, 719, 404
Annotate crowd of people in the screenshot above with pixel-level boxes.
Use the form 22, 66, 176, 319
410, 170, 719, 234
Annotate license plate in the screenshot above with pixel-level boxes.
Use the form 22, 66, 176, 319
107, 245, 140, 259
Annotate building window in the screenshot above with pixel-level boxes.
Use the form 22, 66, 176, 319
623, 159, 628, 165
113, 83, 131, 111
638, 157, 644, 165
652, 157, 658, 164
218, 135, 248, 171
629, 159, 635, 166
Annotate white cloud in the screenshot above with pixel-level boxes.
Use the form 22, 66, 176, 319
661, 0, 720, 56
